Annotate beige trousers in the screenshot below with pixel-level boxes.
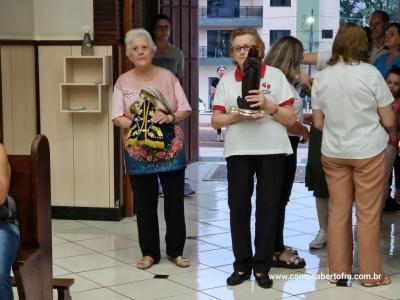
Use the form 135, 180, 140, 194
321, 151, 385, 284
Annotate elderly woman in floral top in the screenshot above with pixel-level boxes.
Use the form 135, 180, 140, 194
112, 28, 192, 270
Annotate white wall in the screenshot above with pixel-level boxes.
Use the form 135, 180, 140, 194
318, 1, 340, 51
34, 0, 93, 40
0, 0, 93, 40
263, 2, 297, 50
0, 0, 35, 39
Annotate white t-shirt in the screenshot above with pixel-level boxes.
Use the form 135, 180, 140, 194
213, 64, 294, 158
311, 61, 393, 159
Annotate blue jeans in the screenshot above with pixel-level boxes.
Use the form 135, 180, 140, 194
0, 223, 20, 300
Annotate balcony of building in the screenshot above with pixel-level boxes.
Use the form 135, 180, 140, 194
199, 6, 263, 28
199, 46, 232, 65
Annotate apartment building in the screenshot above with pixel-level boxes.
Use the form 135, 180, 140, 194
199, 0, 340, 110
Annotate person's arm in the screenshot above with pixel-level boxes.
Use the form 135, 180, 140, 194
152, 110, 191, 124
0, 144, 11, 206
211, 109, 241, 129
378, 104, 396, 131
112, 116, 132, 129
245, 89, 296, 128
287, 122, 310, 143
210, 86, 216, 97
301, 53, 318, 65
176, 49, 184, 80
312, 109, 324, 131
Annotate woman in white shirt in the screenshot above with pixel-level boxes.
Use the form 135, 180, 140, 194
211, 27, 296, 288
312, 23, 395, 287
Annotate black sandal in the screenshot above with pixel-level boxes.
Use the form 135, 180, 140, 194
271, 251, 306, 269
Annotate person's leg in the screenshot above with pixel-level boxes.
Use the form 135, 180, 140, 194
315, 197, 329, 232
159, 169, 187, 258
226, 155, 255, 273
273, 137, 304, 266
253, 154, 286, 274
353, 151, 387, 285
0, 223, 19, 300
130, 174, 161, 263
309, 197, 329, 249
216, 128, 223, 141
383, 145, 397, 202
274, 137, 299, 253
394, 154, 400, 202
321, 155, 354, 278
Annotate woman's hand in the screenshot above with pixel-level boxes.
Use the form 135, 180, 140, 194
300, 127, 310, 144
245, 90, 278, 114
151, 111, 174, 124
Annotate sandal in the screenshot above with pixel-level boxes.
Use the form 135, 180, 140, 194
361, 274, 391, 287
271, 251, 306, 269
137, 256, 155, 270
284, 246, 298, 256
167, 256, 191, 268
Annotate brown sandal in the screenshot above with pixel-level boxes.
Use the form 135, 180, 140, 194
137, 256, 155, 270
361, 274, 391, 287
167, 256, 191, 268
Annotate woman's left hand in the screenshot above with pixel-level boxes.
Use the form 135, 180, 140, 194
245, 90, 267, 110
151, 111, 173, 124
246, 90, 277, 114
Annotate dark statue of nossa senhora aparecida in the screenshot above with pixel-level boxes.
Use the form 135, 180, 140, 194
237, 46, 260, 111
230, 46, 266, 117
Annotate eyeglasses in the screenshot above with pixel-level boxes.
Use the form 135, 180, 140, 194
231, 44, 257, 53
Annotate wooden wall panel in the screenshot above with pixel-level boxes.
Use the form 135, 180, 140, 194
39, 46, 75, 206
39, 45, 114, 209
0, 46, 36, 155
71, 46, 111, 208
160, 0, 198, 162
93, 0, 123, 44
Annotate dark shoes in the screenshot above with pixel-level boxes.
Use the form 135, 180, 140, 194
227, 270, 251, 286
226, 270, 273, 288
254, 272, 273, 289
383, 197, 400, 213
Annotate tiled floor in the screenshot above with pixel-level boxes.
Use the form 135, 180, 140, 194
13, 155, 400, 299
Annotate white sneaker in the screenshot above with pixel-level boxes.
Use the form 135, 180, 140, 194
309, 229, 327, 249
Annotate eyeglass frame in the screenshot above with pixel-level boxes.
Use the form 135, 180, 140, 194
231, 44, 258, 53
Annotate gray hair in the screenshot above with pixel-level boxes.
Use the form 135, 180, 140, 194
125, 28, 157, 56
264, 36, 304, 83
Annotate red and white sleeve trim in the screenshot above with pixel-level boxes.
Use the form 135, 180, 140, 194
213, 105, 226, 112
279, 98, 294, 107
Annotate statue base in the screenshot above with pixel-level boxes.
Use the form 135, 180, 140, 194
230, 106, 267, 117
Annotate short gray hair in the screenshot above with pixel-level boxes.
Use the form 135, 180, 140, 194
125, 28, 157, 56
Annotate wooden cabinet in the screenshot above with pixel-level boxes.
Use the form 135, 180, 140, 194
39, 46, 115, 211
60, 56, 111, 113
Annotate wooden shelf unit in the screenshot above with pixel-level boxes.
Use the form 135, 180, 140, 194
60, 56, 111, 113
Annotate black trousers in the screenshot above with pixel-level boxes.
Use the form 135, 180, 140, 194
226, 154, 286, 273
274, 136, 300, 252
130, 169, 186, 262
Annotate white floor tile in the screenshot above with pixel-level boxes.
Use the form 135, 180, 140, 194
55, 253, 124, 272
78, 264, 154, 286
110, 278, 194, 300
72, 287, 131, 299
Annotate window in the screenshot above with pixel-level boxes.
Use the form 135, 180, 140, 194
270, 0, 291, 7
207, 0, 239, 17
270, 30, 290, 45
207, 30, 232, 57
322, 30, 333, 39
